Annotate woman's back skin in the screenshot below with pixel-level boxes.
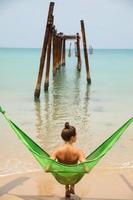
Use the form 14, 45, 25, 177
51, 143, 85, 164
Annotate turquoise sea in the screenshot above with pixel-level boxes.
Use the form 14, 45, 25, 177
0, 48, 133, 176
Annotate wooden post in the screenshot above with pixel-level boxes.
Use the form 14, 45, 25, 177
62, 38, 66, 66
74, 42, 77, 57
76, 33, 81, 71
34, 2, 54, 99
53, 29, 57, 77
56, 33, 62, 68
68, 42, 72, 57
80, 20, 91, 84
55, 34, 59, 70
59, 32, 63, 66
56, 33, 60, 69
57, 33, 60, 69
44, 17, 53, 91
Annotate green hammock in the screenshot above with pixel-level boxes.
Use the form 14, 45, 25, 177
0, 106, 133, 185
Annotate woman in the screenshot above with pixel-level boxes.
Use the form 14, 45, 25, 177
51, 122, 86, 198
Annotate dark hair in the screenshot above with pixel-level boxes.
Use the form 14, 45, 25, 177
61, 122, 76, 141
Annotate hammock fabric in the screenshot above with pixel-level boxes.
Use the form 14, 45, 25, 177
0, 106, 132, 185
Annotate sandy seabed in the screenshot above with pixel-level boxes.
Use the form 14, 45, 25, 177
0, 168, 133, 200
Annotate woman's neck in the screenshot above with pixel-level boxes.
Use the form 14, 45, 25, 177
65, 141, 73, 145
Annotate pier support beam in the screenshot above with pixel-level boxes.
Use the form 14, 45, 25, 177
80, 20, 91, 84
44, 17, 53, 91
53, 29, 57, 77
76, 33, 81, 71
62, 38, 66, 66
58, 33, 63, 67
55, 34, 59, 70
74, 42, 77, 57
68, 42, 72, 57
34, 2, 54, 99
56, 34, 60, 69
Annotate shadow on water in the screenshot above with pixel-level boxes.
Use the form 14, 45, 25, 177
0, 177, 29, 196
34, 99, 43, 133
83, 84, 91, 123
34, 92, 51, 134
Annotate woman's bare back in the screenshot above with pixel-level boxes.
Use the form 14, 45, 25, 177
51, 144, 85, 164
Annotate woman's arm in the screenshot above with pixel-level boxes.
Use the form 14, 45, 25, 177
78, 150, 86, 162
78, 150, 90, 172
51, 150, 57, 160
45, 150, 57, 172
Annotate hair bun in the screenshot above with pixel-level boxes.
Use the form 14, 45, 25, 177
65, 122, 70, 129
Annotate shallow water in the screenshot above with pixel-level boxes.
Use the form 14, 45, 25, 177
0, 48, 133, 176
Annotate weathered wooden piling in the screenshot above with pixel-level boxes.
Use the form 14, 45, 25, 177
52, 29, 57, 77
62, 38, 66, 66
58, 33, 63, 67
56, 33, 60, 69
44, 17, 53, 91
68, 42, 72, 57
60, 33, 64, 66
34, 2, 54, 98
54, 33, 59, 70
74, 42, 77, 57
80, 20, 91, 84
76, 33, 81, 71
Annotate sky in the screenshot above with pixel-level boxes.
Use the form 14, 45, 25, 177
0, 0, 133, 49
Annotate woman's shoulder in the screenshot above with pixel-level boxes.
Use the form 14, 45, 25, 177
51, 146, 63, 159
74, 147, 85, 155
52, 145, 64, 153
